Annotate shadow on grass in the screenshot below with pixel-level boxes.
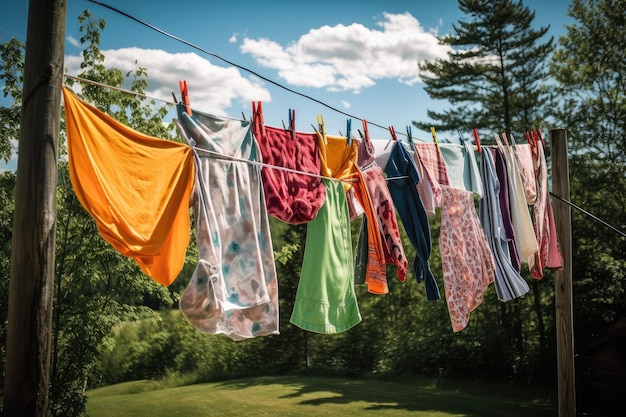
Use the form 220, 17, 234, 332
214, 375, 556, 417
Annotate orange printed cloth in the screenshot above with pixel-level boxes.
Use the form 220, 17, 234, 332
62, 87, 195, 286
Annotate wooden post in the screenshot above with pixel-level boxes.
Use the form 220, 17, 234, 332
550, 128, 576, 417
3, 0, 66, 416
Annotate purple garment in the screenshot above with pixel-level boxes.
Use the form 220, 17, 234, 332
491, 147, 521, 272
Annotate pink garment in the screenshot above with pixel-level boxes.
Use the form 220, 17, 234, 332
412, 147, 436, 215
358, 137, 408, 283
413, 142, 451, 207
512, 143, 537, 205
439, 185, 495, 332
530, 144, 564, 278
253, 114, 326, 224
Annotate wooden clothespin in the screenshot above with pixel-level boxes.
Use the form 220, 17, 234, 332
179, 80, 191, 116
430, 126, 441, 153
501, 132, 511, 148
472, 128, 482, 153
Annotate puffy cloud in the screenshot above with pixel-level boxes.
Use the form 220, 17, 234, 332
64, 47, 271, 115
240, 12, 451, 93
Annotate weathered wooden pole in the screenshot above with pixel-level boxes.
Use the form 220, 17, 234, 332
3, 0, 66, 415
550, 128, 576, 417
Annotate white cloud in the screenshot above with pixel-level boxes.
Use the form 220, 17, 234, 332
67, 36, 80, 48
229, 34, 238, 43
340, 100, 351, 109
239, 12, 451, 93
64, 47, 272, 116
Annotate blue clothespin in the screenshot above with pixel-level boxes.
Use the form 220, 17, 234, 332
406, 125, 413, 144
346, 119, 352, 145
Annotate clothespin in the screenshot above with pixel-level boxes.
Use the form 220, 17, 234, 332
536, 128, 546, 149
251, 101, 265, 137
179, 80, 191, 116
406, 125, 413, 145
316, 114, 327, 143
430, 126, 441, 153
289, 108, 296, 141
346, 119, 352, 146
384, 125, 397, 150
472, 128, 482, 153
525, 131, 534, 147
362, 119, 369, 141
501, 132, 511, 147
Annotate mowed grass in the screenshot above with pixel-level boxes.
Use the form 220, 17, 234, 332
86, 375, 556, 417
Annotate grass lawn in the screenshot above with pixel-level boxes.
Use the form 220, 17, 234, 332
86, 375, 556, 416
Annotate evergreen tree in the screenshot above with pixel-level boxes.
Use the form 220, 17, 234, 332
415, 0, 554, 136
549, 0, 626, 348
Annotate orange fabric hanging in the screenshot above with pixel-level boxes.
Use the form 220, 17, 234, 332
62, 87, 195, 286
318, 132, 388, 294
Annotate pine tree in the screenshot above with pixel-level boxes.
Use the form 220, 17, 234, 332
415, 0, 554, 137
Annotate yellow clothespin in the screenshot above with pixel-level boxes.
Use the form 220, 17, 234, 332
430, 126, 440, 153
316, 114, 327, 144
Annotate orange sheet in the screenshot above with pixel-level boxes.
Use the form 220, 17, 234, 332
62, 87, 195, 286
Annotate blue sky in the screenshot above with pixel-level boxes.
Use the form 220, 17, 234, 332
1, 0, 572, 171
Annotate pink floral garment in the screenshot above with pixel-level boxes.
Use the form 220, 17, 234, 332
439, 185, 495, 332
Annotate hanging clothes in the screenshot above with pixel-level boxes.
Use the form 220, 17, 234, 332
438, 141, 483, 198
511, 142, 537, 205
413, 141, 451, 207
439, 185, 496, 332
290, 133, 365, 333
494, 137, 539, 263
385, 141, 440, 301
252, 105, 326, 224
479, 149, 530, 302
412, 148, 437, 215
529, 143, 564, 278
354, 133, 408, 285
62, 86, 195, 287
491, 147, 522, 272
176, 105, 279, 340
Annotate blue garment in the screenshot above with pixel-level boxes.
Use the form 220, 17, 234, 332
385, 142, 439, 301
479, 149, 529, 302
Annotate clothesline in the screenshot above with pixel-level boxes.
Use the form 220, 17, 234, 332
63, 75, 626, 240
65, 4, 626, 237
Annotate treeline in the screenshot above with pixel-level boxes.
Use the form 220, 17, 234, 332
96, 215, 558, 388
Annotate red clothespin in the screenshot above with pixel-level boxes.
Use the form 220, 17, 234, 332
472, 128, 482, 153
525, 131, 534, 147
362, 119, 369, 140
531, 130, 539, 149
536, 128, 546, 149
251, 101, 265, 137
384, 125, 397, 150
179, 80, 191, 116
390, 126, 398, 141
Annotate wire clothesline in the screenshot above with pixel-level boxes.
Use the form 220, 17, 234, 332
76, 2, 626, 240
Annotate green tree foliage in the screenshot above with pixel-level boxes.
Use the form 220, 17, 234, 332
1, 10, 181, 416
549, 0, 626, 346
0, 37, 23, 162
415, 0, 554, 136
